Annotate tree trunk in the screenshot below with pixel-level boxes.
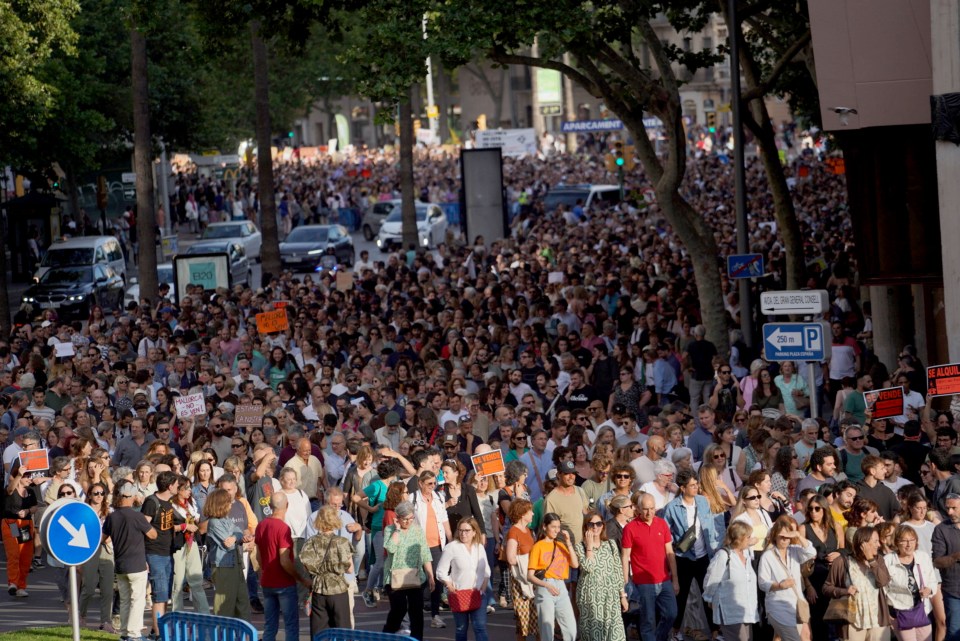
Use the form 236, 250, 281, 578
399, 97, 417, 251
131, 24, 158, 304
251, 20, 280, 280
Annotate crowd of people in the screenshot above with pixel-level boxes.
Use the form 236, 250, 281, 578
2, 140, 939, 641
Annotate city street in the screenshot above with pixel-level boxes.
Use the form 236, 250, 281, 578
0, 561, 517, 640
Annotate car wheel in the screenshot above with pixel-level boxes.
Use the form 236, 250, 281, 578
363, 224, 374, 241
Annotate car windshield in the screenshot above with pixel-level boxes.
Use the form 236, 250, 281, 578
201, 225, 244, 239
285, 227, 329, 243
385, 207, 429, 223
40, 267, 92, 284
542, 190, 590, 211
41, 248, 95, 267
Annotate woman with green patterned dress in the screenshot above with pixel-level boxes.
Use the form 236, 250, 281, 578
575, 509, 627, 641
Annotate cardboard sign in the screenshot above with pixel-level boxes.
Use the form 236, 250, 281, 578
863, 386, 904, 420
927, 363, 960, 398
234, 404, 264, 428
174, 392, 206, 418
54, 342, 75, 358
273, 301, 290, 310
471, 449, 505, 478
255, 309, 289, 334
336, 271, 353, 293
18, 449, 49, 473
548, 272, 564, 284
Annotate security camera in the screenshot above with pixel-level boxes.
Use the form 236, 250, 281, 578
831, 107, 858, 126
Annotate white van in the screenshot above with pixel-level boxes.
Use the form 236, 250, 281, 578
35, 236, 127, 283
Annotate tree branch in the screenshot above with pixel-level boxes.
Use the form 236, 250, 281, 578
635, 18, 680, 98
488, 51, 600, 97
741, 30, 811, 102
738, 0, 778, 21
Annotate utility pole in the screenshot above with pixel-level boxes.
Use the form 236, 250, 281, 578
728, 0, 754, 349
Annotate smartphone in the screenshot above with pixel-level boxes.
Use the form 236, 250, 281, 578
8, 523, 21, 539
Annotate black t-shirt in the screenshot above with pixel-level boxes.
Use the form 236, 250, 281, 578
686, 339, 718, 381
104, 507, 153, 574
566, 384, 598, 410
141, 494, 175, 555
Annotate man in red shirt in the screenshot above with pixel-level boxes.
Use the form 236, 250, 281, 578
254, 493, 310, 641
621, 493, 679, 641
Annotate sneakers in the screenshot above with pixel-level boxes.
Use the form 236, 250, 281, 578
16, 589, 29, 598
373, 588, 381, 603
100, 623, 117, 634
486, 605, 496, 614
362, 591, 377, 608
431, 615, 446, 628
31, 558, 45, 570
399, 628, 411, 636
7, 584, 16, 597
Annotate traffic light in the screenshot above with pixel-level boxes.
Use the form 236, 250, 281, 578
288, 131, 294, 138
622, 145, 636, 171
706, 111, 717, 133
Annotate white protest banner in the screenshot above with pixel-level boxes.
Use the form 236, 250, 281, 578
175, 392, 206, 418
475, 129, 537, 158
55, 342, 75, 358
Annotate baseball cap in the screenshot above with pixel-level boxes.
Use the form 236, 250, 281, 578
118, 482, 138, 498
13, 427, 30, 438
442, 434, 458, 446
385, 411, 401, 426
160, 307, 174, 314
41, 321, 53, 328
557, 460, 576, 475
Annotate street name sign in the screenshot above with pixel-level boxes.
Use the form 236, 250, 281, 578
761, 290, 830, 315
762, 322, 831, 362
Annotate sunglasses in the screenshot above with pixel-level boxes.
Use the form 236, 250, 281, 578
848, 435, 864, 441
713, 453, 727, 460
745, 495, 760, 501
614, 474, 632, 480
809, 506, 822, 512
719, 370, 731, 374
60, 491, 76, 497
631, 448, 643, 453
586, 521, 604, 528
90, 491, 105, 497
232, 443, 245, 448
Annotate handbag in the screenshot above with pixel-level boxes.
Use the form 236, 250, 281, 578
449, 589, 482, 612
534, 542, 558, 581
896, 564, 931, 630
675, 502, 699, 554
824, 564, 857, 624
390, 568, 422, 590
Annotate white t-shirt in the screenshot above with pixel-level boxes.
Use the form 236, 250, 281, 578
686, 500, 706, 557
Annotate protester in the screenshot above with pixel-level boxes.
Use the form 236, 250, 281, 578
702, 521, 759, 641
204, 487, 251, 618
301, 505, 355, 635
528, 512, 578, 641
382, 500, 435, 641
254, 493, 307, 641
79, 482, 115, 631
884, 525, 938, 641
436, 516, 491, 641
574, 509, 627, 641
757, 516, 816, 641
823, 526, 892, 641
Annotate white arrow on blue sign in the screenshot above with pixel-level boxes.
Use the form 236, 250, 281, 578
41, 498, 102, 566
762, 322, 832, 362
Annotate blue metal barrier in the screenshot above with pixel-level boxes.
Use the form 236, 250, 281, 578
158, 611, 259, 641
313, 629, 418, 641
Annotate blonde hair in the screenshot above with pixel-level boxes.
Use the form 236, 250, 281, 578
698, 465, 729, 514
313, 505, 342, 533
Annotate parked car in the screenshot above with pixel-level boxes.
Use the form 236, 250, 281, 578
183, 241, 252, 287
280, 224, 355, 271
375, 202, 447, 252
34, 236, 127, 283
125, 263, 175, 307
200, 221, 262, 261
362, 199, 401, 241
23, 265, 125, 319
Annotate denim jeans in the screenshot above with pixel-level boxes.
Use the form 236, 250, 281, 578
453, 605, 489, 641
629, 580, 678, 641
483, 536, 497, 608
262, 585, 299, 641
146, 553, 174, 602
944, 593, 960, 641
365, 530, 385, 593
535, 579, 576, 641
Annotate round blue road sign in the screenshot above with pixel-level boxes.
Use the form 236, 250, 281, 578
41, 498, 102, 566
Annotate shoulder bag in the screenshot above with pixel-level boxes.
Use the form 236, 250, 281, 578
533, 542, 558, 580
389, 529, 423, 590
675, 501, 699, 554
448, 544, 483, 612
823, 561, 858, 624
895, 562, 931, 630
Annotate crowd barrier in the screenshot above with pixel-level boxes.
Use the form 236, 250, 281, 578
158, 611, 258, 641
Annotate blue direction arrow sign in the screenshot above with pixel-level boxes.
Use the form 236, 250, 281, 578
763, 323, 831, 362
42, 499, 102, 566
727, 253, 764, 279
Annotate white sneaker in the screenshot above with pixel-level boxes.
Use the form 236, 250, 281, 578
399, 628, 411, 636
487, 605, 496, 614
16, 589, 29, 598
431, 615, 446, 628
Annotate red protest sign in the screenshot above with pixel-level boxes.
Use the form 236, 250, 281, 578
471, 450, 505, 478
863, 386, 904, 420
928, 363, 960, 398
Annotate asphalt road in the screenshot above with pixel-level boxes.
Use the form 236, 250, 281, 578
0, 558, 520, 640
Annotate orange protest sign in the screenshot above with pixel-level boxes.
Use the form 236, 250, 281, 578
863, 386, 904, 420
18, 449, 49, 473
471, 450, 505, 478
928, 363, 960, 398
273, 301, 290, 310
256, 309, 289, 334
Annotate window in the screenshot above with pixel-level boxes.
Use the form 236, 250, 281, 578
94, 247, 106, 262
106, 240, 123, 262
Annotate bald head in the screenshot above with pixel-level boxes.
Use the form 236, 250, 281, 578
639, 493, 656, 523
269, 492, 288, 512
646, 435, 666, 461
